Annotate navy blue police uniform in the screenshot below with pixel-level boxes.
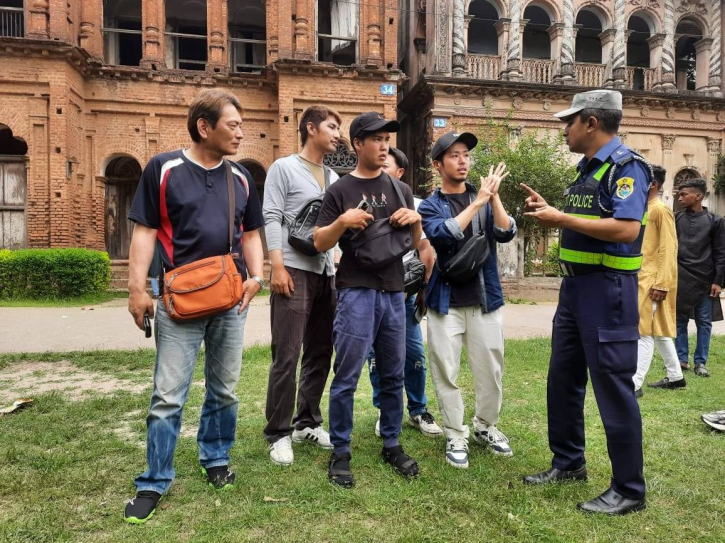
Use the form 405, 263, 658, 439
548, 136, 651, 500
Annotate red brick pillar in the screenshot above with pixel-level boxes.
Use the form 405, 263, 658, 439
142, 0, 165, 69
207, 0, 228, 73
267, 0, 279, 62
79, 0, 103, 59
364, 0, 382, 67
27, 0, 49, 39
277, 0, 293, 59
293, 0, 313, 60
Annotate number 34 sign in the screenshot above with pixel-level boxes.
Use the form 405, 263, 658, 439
380, 84, 396, 96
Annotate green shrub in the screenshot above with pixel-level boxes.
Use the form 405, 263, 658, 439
0, 249, 111, 299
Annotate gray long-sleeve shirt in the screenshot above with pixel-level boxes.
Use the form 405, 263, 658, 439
263, 154, 337, 276
676, 208, 725, 287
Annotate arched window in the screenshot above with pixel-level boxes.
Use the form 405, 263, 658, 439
0, 123, 28, 249
318, 0, 358, 65
103, 0, 142, 66
104, 156, 142, 259
228, 0, 266, 73
575, 9, 603, 64
165, 0, 208, 70
522, 5, 551, 60
0, 0, 24, 37
468, 0, 498, 55
675, 18, 703, 91
627, 15, 651, 68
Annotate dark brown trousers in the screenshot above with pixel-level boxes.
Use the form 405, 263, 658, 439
264, 266, 336, 443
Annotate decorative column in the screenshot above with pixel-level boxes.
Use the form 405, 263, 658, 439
494, 18, 510, 77
452, 0, 466, 76
647, 33, 665, 86
503, 0, 522, 81
694, 38, 713, 90
656, 0, 677, 92
293, 0, 313, 60
207, 0, 228, 73
79, 0, 103, 59
27, 0, 49, 39
612, 0, 627, 88
364, 0, 383, 66
141, 0, 164, 69
433, 0, 451, 74
600, 29, 616, 88
708, 0, 722, 96
556, 0, 575, 84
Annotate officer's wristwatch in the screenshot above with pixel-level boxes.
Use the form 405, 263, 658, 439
251, 275, 265, 290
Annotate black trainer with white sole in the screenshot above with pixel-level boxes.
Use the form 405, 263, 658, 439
124, 490, 162, 524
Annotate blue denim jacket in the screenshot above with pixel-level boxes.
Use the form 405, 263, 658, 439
419, 184, 517, 315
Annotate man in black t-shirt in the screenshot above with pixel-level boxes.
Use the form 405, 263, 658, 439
123, 90, 265, 523
314, 112, 422, 488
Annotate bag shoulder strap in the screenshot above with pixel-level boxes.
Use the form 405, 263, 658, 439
323, 165, 331, 190
386, 173, 408, 209
224, 160, 235, 253
467, 191, 487, 235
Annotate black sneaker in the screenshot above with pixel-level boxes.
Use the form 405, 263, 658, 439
647, 376, 686, 389
635, 388, 643, 399
202, 465, 235, 490
124, 490, 161, 524
694, 364, 710, 377
381, 445, 419, 479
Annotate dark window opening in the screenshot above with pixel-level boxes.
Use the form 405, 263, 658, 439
103, 0, 143, 66
575, 9, 603, 64
318, 0, 358, 66
0, 0, 24, 38
165, 0, 208, 70
468, 0, 498, 55
229, 0, 266, 73
522, 5, 551, 60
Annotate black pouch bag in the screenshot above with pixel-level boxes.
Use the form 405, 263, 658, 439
287, 165, 332, 257
439, 197, 490, 283
404, 253, 426, 297
349, 174, 412, 269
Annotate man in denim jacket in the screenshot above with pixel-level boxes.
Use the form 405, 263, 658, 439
419, 131, 517, 469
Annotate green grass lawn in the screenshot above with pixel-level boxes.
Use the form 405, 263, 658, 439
0, 291, 129, 308
0, 338, 724, 543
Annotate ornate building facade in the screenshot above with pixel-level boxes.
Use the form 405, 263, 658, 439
0, 0, 399, 258
398, 0, 725, 214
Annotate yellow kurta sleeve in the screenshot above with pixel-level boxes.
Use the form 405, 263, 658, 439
651, 204, 678, 292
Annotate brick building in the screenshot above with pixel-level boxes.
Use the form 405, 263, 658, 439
0, 0, 401, 259
397, 0, 725, 218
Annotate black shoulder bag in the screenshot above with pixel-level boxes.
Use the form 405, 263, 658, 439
287, 165, 331, 257
438, 196, 490, 283
349, 174, 413, 270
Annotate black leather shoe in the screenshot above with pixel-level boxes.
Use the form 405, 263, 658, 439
647, 376, 686, 389
577, 487, 646, 515
522, 466, 588, 485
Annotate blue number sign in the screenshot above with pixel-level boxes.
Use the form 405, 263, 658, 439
380, 84, 396, 96
433, 118, 447, 128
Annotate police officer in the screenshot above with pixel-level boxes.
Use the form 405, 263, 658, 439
520, 90, 650, 515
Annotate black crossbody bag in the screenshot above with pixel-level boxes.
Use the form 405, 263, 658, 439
349, 174, 413, 270
287, 165, 331, 257
438, 195, 490, 283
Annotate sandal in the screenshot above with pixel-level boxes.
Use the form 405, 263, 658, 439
328, 452, 355, 488
382, 445, 420, 479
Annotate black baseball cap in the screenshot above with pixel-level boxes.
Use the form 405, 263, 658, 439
349, 111, 401, 142
431, 131, 478, 161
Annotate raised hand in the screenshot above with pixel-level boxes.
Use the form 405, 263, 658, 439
520, 183, 548, 212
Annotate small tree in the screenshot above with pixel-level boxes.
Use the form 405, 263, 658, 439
468, 116, 576, 275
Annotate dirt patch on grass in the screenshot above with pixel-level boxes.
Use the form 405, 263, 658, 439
0, 360, 147, 403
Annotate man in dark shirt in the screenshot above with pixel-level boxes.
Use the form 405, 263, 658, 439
314, 112, 422, 488
675, 178, 725, 377
419, 132, 517, 470
124, 90, 265, 523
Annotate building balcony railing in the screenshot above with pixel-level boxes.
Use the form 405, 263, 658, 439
627, 67, 654, 91
576, 63, 606, 88
521, 59, 554, 84
466, 54, 501, 80
0, 6, 23, 38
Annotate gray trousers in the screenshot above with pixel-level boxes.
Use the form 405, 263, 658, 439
264, 267, 336, 443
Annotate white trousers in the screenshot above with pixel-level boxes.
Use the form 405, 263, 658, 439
633, 302, 683, 390
427, 307, 504, 439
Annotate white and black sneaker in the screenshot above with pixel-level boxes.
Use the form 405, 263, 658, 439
269, 436, 294, 465
124, 490, 162, 524
702, 410, 725, 431
409, 411, 443, 437
473, 423, 513, 457
292, 426, 333, 449
445, 437, 469, 469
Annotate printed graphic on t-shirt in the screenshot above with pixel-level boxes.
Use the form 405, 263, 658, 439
362, 191, 389, 208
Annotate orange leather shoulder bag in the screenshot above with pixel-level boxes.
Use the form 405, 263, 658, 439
162, 161, 246, 321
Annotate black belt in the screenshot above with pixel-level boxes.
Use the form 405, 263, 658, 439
559, 262, 604, 277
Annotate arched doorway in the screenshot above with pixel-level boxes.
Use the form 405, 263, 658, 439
627, 14, 652, 90
324, 140, 357, 177
0, 123, 28, 249
522, 4, 552, 60
575, 8, 603, 64
239, 160, 268, 256
104, 155, 141, 259
673, 168, 700, 212
675, 18, 704, 91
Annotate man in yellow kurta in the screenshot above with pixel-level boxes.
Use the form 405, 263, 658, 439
633, 166, 685, 396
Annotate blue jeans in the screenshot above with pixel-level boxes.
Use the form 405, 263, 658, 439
329, 288, 405, 454
675, 295, 712, 366
134, 302, 249, 495
368, 295, 427, 416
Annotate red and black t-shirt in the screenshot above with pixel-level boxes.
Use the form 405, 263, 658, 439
128, 150, 264, 278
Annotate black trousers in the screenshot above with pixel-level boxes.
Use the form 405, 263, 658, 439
548, 272, 645, 500
264, 267, 336, 443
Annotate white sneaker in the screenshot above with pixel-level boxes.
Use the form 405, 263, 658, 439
292, 426, 333, 449
408, 411, 443, 437
269, 436, 294, 465
445, 437, 469, 469
375, 412, 381, 438
473, 422, 513, 457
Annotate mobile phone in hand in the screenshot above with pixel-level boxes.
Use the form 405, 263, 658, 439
357, 200, 370, 212
143, 313, 152, 338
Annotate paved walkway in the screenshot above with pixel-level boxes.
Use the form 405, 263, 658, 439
1, 298, 721, 353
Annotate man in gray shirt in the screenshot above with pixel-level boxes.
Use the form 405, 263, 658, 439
262, 105, 341, 465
